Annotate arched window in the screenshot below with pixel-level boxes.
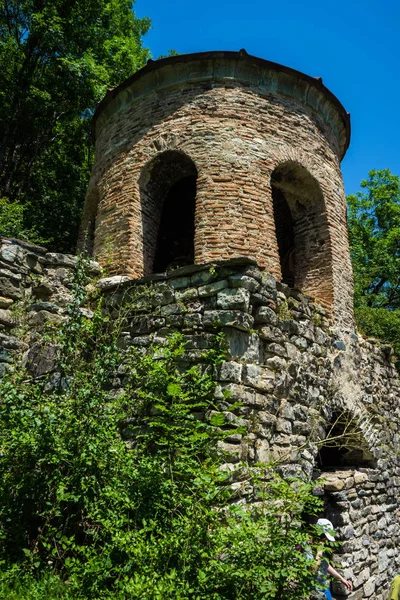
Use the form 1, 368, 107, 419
271, 162, 332, 307
140, 151, 197, 275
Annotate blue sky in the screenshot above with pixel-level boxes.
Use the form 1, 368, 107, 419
134, 0, 399, 196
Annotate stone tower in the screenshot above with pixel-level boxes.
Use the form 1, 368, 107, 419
79, 50, 353, 328
0, 52, 398, 600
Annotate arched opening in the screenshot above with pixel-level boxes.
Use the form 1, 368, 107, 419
316, 410, 377, 472
271, 162, 332, 307
140, 151, 197, 275
312, 410, 377, 598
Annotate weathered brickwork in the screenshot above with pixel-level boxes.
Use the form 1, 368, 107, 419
79, 51, 353, 327
1, 239, 400, 599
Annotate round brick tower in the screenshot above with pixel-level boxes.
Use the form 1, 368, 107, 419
79, 50, 353, 326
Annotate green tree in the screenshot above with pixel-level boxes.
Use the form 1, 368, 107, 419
0, 0, 150, 250
347, 169, 400, 364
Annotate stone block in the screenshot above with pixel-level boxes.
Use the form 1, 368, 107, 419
44, 252, 78, 268
32, 280, 54, 299
217, 287, 250, 311
265, 355, 287, 371
363, 578, 376, 598
0, 296, 13, 308
0, 347, 13, 362
96, 275, 133, 290
254, 306, 277, 326
218, 361, 243, 383
243, 364, 275, 392
258, 325, 284, 342
255, 439, 270, 463
176, 287, 198, 301
29, 302, 60, 314
0, 276, 22, 300
203, 310, 254, 331
183, 313, 203, 329
0, 362, 10, 377
0, 333, 26, 349
25, 342, 58, 377
168, 275, 191, 289
276, 418, 292, 434
160, 303, 185, 316
228, 274, 259, 292
323, 476, 346, 492
190, 269, 218, 286
28, 310, 63, 327
0, 309, 15, 327
217, 441, 241, 463
297, 320, 315, 342
198, 279, 229, 297
25, 253, 43, 273
1, 244, 24, 264
223, 329, 262, 362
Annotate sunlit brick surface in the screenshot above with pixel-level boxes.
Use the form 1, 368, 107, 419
79, 52, 353, 326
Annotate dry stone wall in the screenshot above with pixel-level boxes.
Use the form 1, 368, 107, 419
0, 238, 101, 378
1, 237, 399, 600
98, 260, 400, 600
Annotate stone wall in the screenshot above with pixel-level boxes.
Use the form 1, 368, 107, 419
0, 238, 100, 377
79, 51, 354, 328
1, 237, 399, 600
97, 260, 400, 600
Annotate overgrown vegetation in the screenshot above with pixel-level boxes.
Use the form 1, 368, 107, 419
347, 169, 400, 366
0, 260, 323, 599
0, 0, 150, 250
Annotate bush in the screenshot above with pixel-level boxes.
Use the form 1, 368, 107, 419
0, 259, 322, 599
0, 197, 47, 245
355, 306, 400, 368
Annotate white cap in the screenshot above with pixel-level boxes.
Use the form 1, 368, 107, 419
316, 518, 335, 541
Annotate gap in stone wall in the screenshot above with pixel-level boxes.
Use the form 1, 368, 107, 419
316, 410, 377, 471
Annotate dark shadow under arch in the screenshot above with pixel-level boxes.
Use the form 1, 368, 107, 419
271, 161, 333, 307
316, 410, 377, 471
140, 151, 197, 275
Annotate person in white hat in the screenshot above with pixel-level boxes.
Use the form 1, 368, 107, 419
313, 518, 353, 600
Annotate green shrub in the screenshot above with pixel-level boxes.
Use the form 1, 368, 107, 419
0, 197, 47, 245
355, 306, 400, 368
0, 259, 322, 599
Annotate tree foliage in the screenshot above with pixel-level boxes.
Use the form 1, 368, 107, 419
347, 169, 400, 365
0, 0, 150, 250
0, 260, 323, 599
347, 169, 400, 309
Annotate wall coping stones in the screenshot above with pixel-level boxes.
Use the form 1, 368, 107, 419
0, 236, 47, 255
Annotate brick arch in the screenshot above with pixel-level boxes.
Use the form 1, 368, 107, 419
270, 161, 334, 310
139, 150, 198, 275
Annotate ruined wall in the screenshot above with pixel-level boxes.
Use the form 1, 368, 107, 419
79, 52, 353, 327
0, 239, 100, 377
99, 260, 400, 600
1, 237, 399, 600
